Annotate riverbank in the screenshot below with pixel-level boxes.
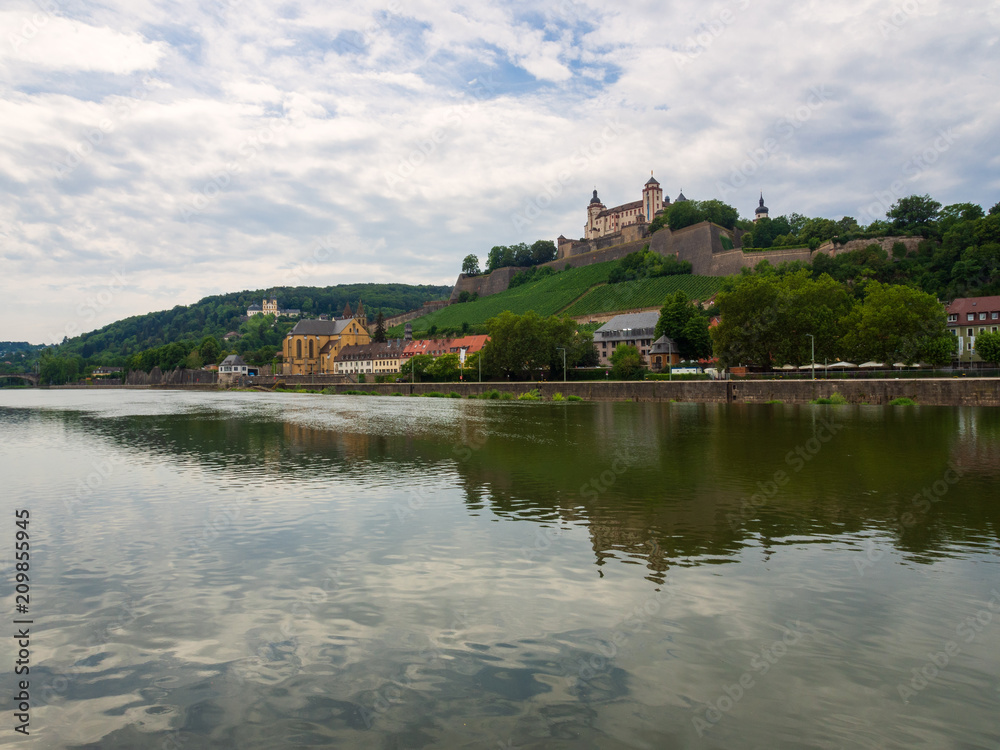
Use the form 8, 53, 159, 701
34, 378, 1000, 406
270, 378, 1000, 406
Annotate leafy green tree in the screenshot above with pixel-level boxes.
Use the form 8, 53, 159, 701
426, 353, 461, 381
199, 335, 221, 363
530, 239, 557, 265
699, 199, 739, 230
462, 254, 481, 275
655, 291, 711, 360
184, 349, 204, 370
839, 281, 952, 364
610, 344, 644, 380
399, 354, 434, 381
373, 310, 387, 343
887, 194, 941, 232
974, 331, 1000, 365
481, 310, 580, 380
667, 200, 705, 231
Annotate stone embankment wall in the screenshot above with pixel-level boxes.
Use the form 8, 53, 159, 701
297, 379, 1000, 407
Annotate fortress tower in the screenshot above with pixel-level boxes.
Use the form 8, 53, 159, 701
642, 173, 664, 221
586, 189, 606, 239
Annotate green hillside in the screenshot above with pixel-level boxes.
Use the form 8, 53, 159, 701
59, 282, 451, 364
564, 275, 722, 317
389, 261, 721, 335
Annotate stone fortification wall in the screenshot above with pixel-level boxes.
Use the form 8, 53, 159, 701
449, 227, 924, 305
450, 266, 526, 301
385, 300, 450, 327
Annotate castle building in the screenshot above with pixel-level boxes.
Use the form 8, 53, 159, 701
585, 174, 684, 239
247, 296, 301, 317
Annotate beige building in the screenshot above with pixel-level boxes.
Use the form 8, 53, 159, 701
947, 296, 1000, 363
593, 312, 659, 366
336, 341, 407, 376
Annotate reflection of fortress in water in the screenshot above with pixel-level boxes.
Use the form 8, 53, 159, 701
69, 403, 1000, 580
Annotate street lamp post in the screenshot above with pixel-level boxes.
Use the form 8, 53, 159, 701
806, 334, 815, 380
556, 347, 566, 383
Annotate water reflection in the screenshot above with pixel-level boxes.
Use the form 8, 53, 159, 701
20, 397, 1000, 577
2, 391, 999, 749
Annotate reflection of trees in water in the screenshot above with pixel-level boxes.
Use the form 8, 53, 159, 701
45, 401, 1000, 575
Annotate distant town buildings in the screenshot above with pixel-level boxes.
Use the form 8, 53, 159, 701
947, 296, 1000, 362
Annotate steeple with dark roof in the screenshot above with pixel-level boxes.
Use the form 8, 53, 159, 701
755, 192, 769, 215
343, 302, 353, 319
590, 189, 602, 205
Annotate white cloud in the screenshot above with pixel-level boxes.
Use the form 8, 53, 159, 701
0, 12, 166, 73
1, 0, 999, 342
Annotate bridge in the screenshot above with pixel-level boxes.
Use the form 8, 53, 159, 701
0, 373, 38, 386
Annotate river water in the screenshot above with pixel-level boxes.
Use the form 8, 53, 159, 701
0, 390, 998, 749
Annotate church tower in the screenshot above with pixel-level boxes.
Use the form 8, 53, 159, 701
754, 193, 769, 222
642, 172, 663, 222
586, 189, 605, 239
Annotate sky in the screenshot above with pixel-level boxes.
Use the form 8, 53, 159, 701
1, 0, 998, 343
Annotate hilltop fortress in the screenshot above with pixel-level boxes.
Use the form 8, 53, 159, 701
450, 175, 921, 303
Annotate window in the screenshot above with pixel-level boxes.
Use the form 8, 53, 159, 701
981, 313, 987, 321
948, 314, 958, 322
993, 312, 999, 319
981, 328, 986, 334
296, 340, 302, 358
968, 328, 974, 336
968, 313, 975, 321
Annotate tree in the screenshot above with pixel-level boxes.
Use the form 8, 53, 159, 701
400, 354, 434, 380
888, 194, 941, 232
839, 281, 952, 365
426, 353, 460, 381
199, 335, 221, 364
667, 200, 705, 231
530, 239, 557, 265
610, 344, 644, 380
699, 199, 739, 230
975, 331, 1000, 365
481, 310, 580, 380
373, 310, 387, 343
462, 254, 481, 276
655, 291, 711, 360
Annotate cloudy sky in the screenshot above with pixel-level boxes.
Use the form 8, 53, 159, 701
1, 0, 998, 343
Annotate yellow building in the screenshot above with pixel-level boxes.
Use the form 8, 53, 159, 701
282, 318, 370, 375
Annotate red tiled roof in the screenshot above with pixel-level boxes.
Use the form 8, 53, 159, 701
946, 296, 1000, 317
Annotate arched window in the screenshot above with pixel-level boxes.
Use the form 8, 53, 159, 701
296, 340, 302, 358
309, 340, 314, 358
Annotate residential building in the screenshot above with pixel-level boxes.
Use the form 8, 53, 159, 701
649, 336, 680, 370
946, 296, 1000, 362
403, 335, 490, 360
283, 318, 370, 375
336, 340, 407, 376
594, 312, 660, 366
